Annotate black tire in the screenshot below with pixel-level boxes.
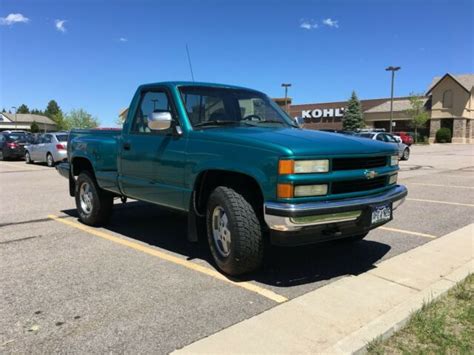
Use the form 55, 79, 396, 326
401, 148, 410, 161
46, 153, 54, 167
206, 186, 263, 276
343, 233, 368, 242
75, 171, 113, 226
25, 151, 32, 164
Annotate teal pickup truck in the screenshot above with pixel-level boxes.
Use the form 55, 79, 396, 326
57, 82, 407, 275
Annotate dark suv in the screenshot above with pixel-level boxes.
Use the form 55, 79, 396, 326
0, 132, 27, 160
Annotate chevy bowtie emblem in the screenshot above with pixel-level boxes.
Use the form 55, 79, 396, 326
364, 170, 378, 179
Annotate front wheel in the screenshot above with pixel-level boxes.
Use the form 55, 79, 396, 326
206, 186, 263, 276
401, 148, 410, 161
75, 171, 113, 226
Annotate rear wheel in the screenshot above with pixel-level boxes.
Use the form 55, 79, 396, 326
206, 186, 263, 276
25, 151, 32, 164
75, 171, 113, 226
46, 153, 54, 167
401, 148, 410, 161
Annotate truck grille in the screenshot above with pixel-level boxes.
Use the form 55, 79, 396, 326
331, 176, 386, 194
332, 156, 387, 171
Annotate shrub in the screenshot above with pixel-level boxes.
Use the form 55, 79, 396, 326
435, 128, 452, 143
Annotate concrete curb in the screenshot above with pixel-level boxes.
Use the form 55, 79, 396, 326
174, 223, 473, 354
328, 261, 472, 354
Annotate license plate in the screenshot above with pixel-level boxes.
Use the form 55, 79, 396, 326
371, 204, 392, 225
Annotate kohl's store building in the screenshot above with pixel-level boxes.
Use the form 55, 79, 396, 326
280, 73, 473, 143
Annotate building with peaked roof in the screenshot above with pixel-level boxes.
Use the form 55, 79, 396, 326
0, 112, 57, 132
287, 73, 473, 143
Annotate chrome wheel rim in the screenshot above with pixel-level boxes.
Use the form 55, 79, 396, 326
25, 153, 30, 162
47, 155, 53, 166
404, 150, 409, 159
79, 182, 93, 215
211, 206, 231, 257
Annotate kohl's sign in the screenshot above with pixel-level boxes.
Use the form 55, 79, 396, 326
300, 107, 345, 123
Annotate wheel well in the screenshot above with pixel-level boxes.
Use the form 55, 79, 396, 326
72, 157, 94, 177
194, 170, 264, 216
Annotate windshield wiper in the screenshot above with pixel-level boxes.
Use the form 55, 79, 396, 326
193, 120, 240, 128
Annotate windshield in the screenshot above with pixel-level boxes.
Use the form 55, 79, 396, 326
179, 86, 295, 128
55, 134, 68, 142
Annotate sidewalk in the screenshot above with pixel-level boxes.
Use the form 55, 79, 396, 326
174, 224, 473, 354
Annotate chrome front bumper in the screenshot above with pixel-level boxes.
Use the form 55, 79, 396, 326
264, 185, 408, 231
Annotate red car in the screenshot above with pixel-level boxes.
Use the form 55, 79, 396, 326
393, 132, 414, 146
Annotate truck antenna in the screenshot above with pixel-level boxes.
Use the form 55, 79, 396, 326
186, 44, 195, 82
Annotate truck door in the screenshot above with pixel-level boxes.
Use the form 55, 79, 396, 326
120, 87, 187, 210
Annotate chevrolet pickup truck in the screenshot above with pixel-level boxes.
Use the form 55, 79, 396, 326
57, 82, 407, 275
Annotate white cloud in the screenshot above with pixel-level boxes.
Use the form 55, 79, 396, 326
55, 19, 67, 33
322, 18, 339, 28
0, 13, 30, 25
119, 37, 128, 42
299, 19, 318, 30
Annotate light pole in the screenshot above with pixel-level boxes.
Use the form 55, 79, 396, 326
385, 66, 400, 133
281, 83, 292, 113
11, 106, 17, 130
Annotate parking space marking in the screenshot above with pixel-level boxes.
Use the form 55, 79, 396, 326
48, 214, 288, 304
379, 226, 436, 239
0, 162, 45, 171
406, 198, 474, 208
407, 182, 474, 189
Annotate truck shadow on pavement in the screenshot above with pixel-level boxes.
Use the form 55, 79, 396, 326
62, 201, 391, 288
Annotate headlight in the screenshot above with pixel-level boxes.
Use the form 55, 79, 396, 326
388, 173, 398, 185
390, 155, 399, 166
294, 184, 328, 197
279, 159, 329, 174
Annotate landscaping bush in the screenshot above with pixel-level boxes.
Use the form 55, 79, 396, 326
435, 128, 452, 143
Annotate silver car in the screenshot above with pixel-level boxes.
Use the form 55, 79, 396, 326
25, 132, 69, 167
357, 132, 410, 160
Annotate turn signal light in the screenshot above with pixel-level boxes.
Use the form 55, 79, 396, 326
278, 160, 294, 175
277, 183, 293, 198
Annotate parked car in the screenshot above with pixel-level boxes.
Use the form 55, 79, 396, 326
318, 129, 357, 136
393, 131, 414, 146
57, 81, 407, 276
0, 131, 28, 160
25, 132, 69, 167
357, 132, 410, 160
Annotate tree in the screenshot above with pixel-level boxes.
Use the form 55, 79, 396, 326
17, 104, 30, 114
30, 121, 40, 133
342, 91, 365, 131
405, 93, 429, 143
1, 108, 6, 113
64, 109, 100, 129
44, 100, 66, 130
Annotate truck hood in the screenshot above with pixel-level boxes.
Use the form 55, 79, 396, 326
197, 127, 397, 157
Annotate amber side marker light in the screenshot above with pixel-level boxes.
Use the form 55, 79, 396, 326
278, 160, 294, 175
277, 183, 294, 198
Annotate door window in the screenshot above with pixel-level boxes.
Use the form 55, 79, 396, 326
376, 134, 385, 141
43, 135, 52, 143
131, 90, 175, 134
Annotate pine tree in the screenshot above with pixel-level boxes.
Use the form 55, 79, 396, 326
342, 91, 365, 131
30, 121, 40, 133
45, 100, 61, 118
17, 104, 30, 114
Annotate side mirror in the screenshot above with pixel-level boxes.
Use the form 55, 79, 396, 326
148, 111, 173, 131
294, 117, 305, 127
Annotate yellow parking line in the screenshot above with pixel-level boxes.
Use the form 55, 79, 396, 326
48, 214, 288, 304
407, 183, 474, 189
379, 226, 437, 239
406, 198, 474, 208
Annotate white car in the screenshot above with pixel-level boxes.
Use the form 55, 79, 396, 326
25, 132, 68, 167
357, 132, 410, 160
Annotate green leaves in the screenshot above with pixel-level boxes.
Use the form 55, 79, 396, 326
64, 109, 100, 130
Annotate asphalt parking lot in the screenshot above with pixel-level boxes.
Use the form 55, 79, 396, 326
1, 144, 473, 354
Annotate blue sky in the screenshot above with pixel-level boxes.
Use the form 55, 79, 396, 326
1, 0, 472, 127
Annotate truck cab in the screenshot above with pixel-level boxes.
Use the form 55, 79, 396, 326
57, 82, 407, 275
